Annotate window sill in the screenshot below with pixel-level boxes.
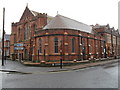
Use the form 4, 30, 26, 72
52, 53, 60, 55
39, 53, 43, 55
71, 53, 76, 55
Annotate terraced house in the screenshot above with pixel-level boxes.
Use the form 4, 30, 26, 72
92, 24, 120, 58
0, 34, 10, 59
10, 6, 120, 65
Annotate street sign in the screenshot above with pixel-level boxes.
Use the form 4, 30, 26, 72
14, 43, 24, 47
14, 47, 24, 50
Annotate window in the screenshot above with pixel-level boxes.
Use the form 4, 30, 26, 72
39, 39, 42, 53
14, 34, 16, 43
18, 28, 22, 41
33, 24, 37, 31
81, 38, 85, 53
89, 40, 92, 54
18, 28, 20, 37
24, 23, 29, 40
79, 37, 82, 53
72, 38, 75, 53
95, 40, 98, 54
54, 37, 58, 53
101, 41, 104, 54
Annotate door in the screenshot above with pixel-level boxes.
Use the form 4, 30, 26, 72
24, 49, 28, 60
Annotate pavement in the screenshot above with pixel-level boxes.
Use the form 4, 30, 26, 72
0, 58, 119, 74
49, 58, 119, 72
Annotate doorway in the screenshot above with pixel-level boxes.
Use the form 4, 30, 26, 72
24, 49, 28, 60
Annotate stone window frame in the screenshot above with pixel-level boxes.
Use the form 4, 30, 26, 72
39, 38, 42, 53
24, 23, 29, 40
89, 39, 93, 54
72, 38, 75, 53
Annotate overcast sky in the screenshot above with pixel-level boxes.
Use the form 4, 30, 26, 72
0, 0, 119, 35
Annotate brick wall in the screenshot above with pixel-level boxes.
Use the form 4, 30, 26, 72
34, 29, 105, 62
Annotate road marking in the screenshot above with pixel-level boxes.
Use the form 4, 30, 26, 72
32, 70, 72, 75
49, 70, 71, 73
75, 66, 96, 72
31, 72, 48, 74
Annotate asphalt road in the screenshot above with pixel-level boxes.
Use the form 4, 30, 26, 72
1, 61, 119, 88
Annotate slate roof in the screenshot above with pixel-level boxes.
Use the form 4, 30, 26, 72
44, 14, 92, 33
92, 24, 120, 36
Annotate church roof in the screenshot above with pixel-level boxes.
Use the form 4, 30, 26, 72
43, 14, 92, 33
19, 6, 53, 23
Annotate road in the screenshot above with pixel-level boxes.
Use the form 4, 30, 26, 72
0, 60, 119, 88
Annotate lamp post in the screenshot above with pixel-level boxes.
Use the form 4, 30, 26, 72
2, 8, 5, 66
29, 38, 32, 61
38, 50, 39, 62
60, 40, 62, 69
44, 49, 46, 61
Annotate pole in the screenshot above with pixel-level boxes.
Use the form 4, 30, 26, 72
104, 41, 107, 58
29, 29, 32, 61
60, 40, 62, 69
44, 49, 46, 61
2, 8, 5, 66
38, 50, 39, 62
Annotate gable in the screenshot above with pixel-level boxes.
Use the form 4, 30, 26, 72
19, 6, 34, 22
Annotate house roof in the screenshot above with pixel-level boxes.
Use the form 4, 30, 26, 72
92, 24, 120, 36
43, 14, 92, 33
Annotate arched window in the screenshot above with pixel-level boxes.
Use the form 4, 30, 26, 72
18, 28, 20, 39
54, 37, 58, 53
33, 24, 37, 31
39, 38, 42, 53
72, 38, 75, 53
89, 39, 92, 54
24, 23, 29, 40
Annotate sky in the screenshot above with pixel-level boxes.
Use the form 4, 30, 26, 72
0, 0, 119, 36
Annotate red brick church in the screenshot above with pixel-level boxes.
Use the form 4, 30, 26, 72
10, 6, 120, 65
